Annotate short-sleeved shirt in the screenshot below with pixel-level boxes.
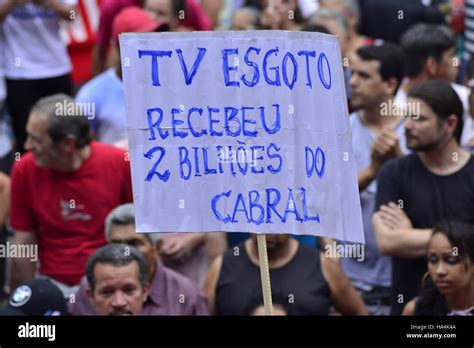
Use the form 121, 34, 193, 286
1, 0, 76, 79
69, 260, 210, 315
75, 68, 127, 144
341, 113, 408, 289
10, 142, 133, 285
375, 153, 474, 315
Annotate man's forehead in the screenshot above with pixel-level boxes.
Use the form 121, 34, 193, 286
351, 57, 380, 75
353, 57, 380, 68
27, 112, 50, 131
110, 224, 143, 239
94, 262, 141, 281
29, 111, 50, 123
145, 0, 171, 8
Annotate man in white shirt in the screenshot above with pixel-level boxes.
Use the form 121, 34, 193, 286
0, 0, 76, 153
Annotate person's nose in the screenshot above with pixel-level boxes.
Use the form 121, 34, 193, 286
24, 136, 33, 152
349, 73, 358, 89
111, 291, 127, 308
435, 262, 448, 277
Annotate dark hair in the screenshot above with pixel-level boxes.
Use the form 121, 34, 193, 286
433, 221, 474, 263
301, 23, 330, 34
86, 243, 148, 292
30, 94, 92, 148
415, 221, 474, 315
356, 42, 405, 94
408, 80, 464, 143
292, 3, 304, 24
172, 0, 186, 18
400, 24, 456, 78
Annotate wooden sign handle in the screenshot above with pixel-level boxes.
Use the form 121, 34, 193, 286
257, 234, 273, 315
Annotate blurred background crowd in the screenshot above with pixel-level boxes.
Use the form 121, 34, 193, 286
0, 0, 473, 317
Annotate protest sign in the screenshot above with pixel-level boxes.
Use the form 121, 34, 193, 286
120, 30, 363, 243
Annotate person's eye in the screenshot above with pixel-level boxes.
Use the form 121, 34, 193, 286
125, 287, 136, 295
446, 256, 459, 265
428, 255, 438, 264
100, 290, 112, 297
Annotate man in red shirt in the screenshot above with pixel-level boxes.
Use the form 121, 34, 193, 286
10, 94, 133, 298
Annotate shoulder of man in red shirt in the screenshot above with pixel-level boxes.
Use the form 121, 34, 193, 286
11, 143, 128, 179
90, 140, 127, 158
89, 141, 133, 203
11, 152, 36, 172
9, 152, 40, 232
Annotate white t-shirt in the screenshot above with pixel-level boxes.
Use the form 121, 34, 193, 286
395, 82, 474, 147
1, 0, 77, 79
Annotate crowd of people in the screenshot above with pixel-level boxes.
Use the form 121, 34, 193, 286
0, 0, 473, 317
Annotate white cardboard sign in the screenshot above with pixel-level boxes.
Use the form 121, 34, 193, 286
120, 31, 364, 242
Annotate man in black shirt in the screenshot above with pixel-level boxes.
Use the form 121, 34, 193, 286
373, 80, 474, 315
